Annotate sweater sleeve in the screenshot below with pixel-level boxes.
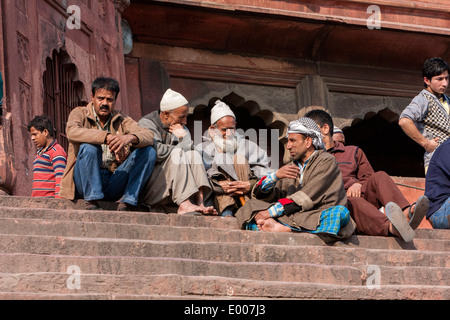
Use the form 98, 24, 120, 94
400, 92, 429, 122
121, 116, 154, 148
138, 117, 192, 162
354, 147, 374, 185
51, 145, 67, 198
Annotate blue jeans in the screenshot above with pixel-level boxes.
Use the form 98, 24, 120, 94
74, 144, 156, 206
429, 197, 450, 229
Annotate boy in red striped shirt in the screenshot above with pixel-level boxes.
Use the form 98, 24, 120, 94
28, 115, 67, 198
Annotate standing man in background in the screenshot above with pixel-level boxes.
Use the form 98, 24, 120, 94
399, 57, 449, 173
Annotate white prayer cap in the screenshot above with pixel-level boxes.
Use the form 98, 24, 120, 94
286, 117, 325, 150
160, 89, 189, 111
333, 126, 343, 134
210, 100, 235, 125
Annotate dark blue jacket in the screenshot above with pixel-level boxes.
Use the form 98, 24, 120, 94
425, 139, 450, 217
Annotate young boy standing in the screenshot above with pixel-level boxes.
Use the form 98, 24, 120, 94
28, 115, 67, 198
399, 57, 450, 173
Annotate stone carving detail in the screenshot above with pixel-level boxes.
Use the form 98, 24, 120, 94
17, 32, 31, 83
98, 0, 107, 19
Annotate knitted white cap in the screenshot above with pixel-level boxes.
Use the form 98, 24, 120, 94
160, 89, 189, 111
210, 100, 235, 125
333, 126, 343, 134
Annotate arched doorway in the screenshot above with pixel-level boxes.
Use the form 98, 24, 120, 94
343, 108, 425, 178
43, 49, 86, 152
187, 92, 286, 169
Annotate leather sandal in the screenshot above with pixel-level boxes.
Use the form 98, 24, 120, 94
408, 195, 429, 230
385, 202, 415, 242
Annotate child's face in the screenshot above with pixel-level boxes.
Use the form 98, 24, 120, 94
29, 127, 49, 149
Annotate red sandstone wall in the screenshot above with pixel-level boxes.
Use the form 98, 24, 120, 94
0, 0, 129, 195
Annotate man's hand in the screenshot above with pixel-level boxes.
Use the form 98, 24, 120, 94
422, 137, 440, 153
276, 164, 300, 180
399, 117, 439, 154
347, 182, 362, 198
169, 124, 187, 139
106, 134, 136, 162
219, 180, 250, 196
113, 147, 129, 163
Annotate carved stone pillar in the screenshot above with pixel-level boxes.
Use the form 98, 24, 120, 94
296, 75, 330, 116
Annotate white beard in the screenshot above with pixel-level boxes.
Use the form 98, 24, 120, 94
212, 134, 238, 154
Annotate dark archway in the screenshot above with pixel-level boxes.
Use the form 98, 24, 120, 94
343, 108, 425, 178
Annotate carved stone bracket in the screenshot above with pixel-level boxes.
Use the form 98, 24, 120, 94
114, 0, 130, 14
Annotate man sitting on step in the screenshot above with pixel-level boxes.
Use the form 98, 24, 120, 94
305, 109, 428, 242
235, 117, 356, 244
138, 89, 217, 215
59, 77, 156, 211
196, 100, 270, 217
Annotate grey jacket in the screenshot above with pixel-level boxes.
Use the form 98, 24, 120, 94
196, 135, 270, 182
138, 110, 193, 163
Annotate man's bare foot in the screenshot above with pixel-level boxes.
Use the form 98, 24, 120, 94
256, 219, 266, 230
388, 223, 402, 238
177, 200, 218, 215
199, 204, 218, 215
260, 218, 292, 232
177, 200, 203, 215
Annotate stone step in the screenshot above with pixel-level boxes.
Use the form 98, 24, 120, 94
0, 196, 119, 211
0, 253, 448, 287
0, 195, 448, 300
0, 206, 238, 230
2, 195, 444, 236
0, 216, 448, 252
0, 233, 447, 268
0, 272, 448, 300
0, 253, 363, 286
0, 292, 232, 300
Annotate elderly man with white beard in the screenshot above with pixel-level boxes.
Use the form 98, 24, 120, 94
196, 100, 270, 217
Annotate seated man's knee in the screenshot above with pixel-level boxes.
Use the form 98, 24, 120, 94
78, 143, 101, 159
372, 171, 390, 180
185, 149, 204, 165
137, 145, 157, 161
168, 147, 185, 165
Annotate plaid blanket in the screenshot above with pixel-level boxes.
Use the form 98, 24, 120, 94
246, 205, 350, 236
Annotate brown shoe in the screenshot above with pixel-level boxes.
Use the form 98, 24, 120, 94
117, 202, 138, 211
117, 202, 150, 212
85, 200, 101, 210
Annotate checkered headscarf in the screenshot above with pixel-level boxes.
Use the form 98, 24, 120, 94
286, 117, 325, 150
